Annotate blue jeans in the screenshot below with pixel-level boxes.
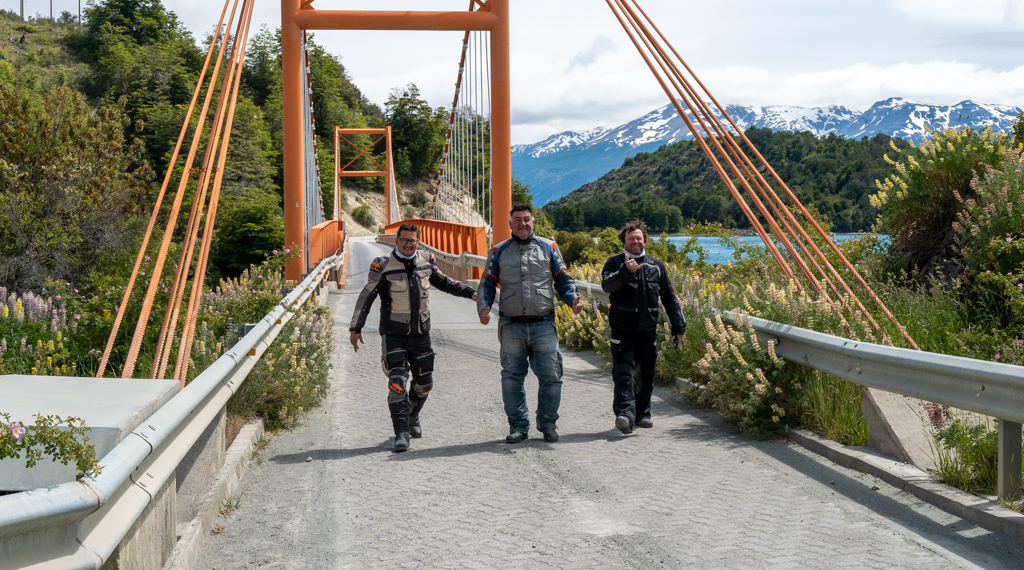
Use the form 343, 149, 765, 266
498, 315, 563, 431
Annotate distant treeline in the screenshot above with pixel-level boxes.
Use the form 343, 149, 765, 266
542, 128, 910, 233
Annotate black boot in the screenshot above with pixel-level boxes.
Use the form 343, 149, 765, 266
409, 416, 422, 438
393, 432, 410, 452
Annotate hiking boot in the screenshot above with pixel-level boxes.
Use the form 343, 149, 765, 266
635, 417, 654, 429
393, 432, 410, 452
539, 427, 559, 442
615, 415, 633, 434
505, 429, 529, 444
409, 416, 422, 438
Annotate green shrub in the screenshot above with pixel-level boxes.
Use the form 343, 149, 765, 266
224, 303, 334, 429
0, 412, 101, 479
351, 204, 375, 228
871, 126, 1007, 276
189, 250, 332, 430
954, 148, 1024, 326
932, 412, 1002, 495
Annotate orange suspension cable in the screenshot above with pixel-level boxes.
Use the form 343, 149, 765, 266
628, 0, 911, 346
118, 0, 244, 379
175, 0, 256, 383
95, 0, 234, 378
612, 0, 918, 348
155, 7, 253, 381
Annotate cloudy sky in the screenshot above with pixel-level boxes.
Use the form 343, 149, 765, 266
9, 0, 1024, 143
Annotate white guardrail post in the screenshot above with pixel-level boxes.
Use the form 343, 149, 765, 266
0, 251, 344, 569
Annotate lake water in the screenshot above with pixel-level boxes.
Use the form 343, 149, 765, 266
664, 234, 872, 265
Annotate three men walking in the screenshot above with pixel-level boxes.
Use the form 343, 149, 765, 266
349, 214, 683, 450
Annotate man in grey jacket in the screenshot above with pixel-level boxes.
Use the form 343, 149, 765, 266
478, 204, 582, 443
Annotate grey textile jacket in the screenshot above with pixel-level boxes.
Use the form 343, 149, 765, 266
476, 234, 578, 318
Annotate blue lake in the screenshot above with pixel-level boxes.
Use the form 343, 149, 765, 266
663, 234, 875, 265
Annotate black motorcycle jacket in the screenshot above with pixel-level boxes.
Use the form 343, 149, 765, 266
600, 253, 686, 334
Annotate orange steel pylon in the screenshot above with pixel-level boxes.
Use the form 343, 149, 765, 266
333, 126, 395, 225
281, 0, 510, 281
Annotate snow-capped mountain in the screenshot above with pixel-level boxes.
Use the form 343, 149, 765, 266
513, 98, 1023, 206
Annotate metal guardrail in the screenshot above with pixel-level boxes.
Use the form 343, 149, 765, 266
721, 311, 1024, 500
421, 242, 1022, 499
0, 251, 344, 569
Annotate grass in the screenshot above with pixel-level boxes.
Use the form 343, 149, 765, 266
801, 371, 868, 446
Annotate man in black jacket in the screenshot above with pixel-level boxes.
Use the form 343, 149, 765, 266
350, 223, 477, 452
601, 220, 686, 434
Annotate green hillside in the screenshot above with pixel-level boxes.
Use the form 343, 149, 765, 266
542, 128, 909, 233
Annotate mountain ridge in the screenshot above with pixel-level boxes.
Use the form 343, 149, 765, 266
512, 98, 1023, 206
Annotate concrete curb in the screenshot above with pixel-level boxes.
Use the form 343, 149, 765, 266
673, 378, 1024, 542
164, 419, 266, 570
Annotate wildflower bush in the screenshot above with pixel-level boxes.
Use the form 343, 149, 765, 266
0, 286, 78, 376
217, 303, 334, 430
691, 313, 808, 438
189, 250, 333, 430
954, 148, 1024, 327
0, 412, 101, 479
555, 301, 609, 354
871, 126, 1007, 276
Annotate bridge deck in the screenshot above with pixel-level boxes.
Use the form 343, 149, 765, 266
194, 238, 1022, 568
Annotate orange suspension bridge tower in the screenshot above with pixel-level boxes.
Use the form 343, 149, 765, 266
280, 0, 512, 282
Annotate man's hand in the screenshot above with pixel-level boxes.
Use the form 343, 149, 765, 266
624, 257, 641, 273
472, 292, 478, 301
572, 296, 583, 315
672, 333, 684, 349
350, 332, 363, 352
479, 307, 491, 325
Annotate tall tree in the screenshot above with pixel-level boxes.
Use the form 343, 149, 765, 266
385, 83, 446, 179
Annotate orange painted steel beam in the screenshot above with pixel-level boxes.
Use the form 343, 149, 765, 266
339, 171, 387, 177
309, 219, 344, 268
489, 0, 511, 243
290, 9, 498, 31
282, 0, 305, 282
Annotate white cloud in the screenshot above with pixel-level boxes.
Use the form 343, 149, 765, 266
890, 0, 1024, 28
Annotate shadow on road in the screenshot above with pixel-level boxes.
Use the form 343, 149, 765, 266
271, 429, 649, 464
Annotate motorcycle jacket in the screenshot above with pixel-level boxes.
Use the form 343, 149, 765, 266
350, 249, 475, 335
601, 253, 686, 334
477, 233, 578, 318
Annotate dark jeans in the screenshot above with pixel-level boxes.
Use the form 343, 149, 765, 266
381, 332, 434, 434
610, 328, 657, 423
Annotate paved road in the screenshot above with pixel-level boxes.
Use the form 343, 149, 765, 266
194, 237, 1024, 569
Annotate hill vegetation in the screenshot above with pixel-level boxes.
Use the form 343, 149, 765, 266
543, 128, 909, 234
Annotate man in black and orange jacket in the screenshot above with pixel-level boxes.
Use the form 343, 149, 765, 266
350, 223, 476, 452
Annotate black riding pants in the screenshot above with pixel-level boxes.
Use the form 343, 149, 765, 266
381, 332, 434, 435
610, 328, 658, 423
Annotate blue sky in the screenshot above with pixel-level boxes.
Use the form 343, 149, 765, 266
7, 0, 1024, 143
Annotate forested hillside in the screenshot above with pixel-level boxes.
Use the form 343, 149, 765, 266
0, 1, 447, 291
542, 128, 910, 233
